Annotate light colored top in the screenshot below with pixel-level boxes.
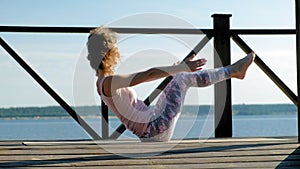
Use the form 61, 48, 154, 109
98, 77, 153, 137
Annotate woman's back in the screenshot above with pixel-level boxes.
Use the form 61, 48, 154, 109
98, 77, 152, 137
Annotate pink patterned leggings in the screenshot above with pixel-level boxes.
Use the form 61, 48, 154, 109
140, 67, 231, 141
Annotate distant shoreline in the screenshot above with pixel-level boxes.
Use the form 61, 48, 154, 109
0, 104, 297, 120
0, 116, 119, 120
0, 114, 297, 121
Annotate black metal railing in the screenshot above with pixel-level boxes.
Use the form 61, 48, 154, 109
1, 3, 299, 142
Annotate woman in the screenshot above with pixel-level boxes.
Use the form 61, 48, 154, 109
87, 26, 255, 142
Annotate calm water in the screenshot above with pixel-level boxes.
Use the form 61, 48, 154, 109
0, 115, 297, 140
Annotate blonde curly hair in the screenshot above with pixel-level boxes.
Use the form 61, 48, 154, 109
87, 26, 120, 76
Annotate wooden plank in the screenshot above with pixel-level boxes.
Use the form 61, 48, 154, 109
0, 153, 299, 162
0, 144, 299, 156
0, 142, 299, 153
0, 158, 298, 168
1, 142, 296, 153
20, 137, 295, 145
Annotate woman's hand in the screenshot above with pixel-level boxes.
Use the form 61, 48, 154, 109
183, 54, 207, 72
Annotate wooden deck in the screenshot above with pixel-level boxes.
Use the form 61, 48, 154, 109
0, 137, 299, 169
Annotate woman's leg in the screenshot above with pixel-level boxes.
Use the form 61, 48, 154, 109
141, 67, 231, 141
141, 52, 255, 141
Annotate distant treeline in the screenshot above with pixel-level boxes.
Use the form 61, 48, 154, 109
0, 106, 104, 119
0, 104, 297, 119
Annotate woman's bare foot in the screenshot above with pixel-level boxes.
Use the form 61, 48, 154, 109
228, 52, 256, 79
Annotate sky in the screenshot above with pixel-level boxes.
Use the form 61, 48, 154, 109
0, 0, 297, 108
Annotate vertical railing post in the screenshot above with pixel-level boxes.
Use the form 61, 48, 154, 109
296, 0, 300, 143
101, 100, 109, 139
212, 14, 233, 138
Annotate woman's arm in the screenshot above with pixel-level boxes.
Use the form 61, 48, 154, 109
102, 55, 206, 96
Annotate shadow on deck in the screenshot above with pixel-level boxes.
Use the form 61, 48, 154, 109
275, 145, 300, 168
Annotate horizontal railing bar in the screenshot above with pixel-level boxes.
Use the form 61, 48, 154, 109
231, 29, 296, 35
231, 34, 298, 105
111, 28, 212, 35
0, 37, 101, 140
0, 26, 296, 35
0, 26, 212, 35
0, 26, 92, 33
